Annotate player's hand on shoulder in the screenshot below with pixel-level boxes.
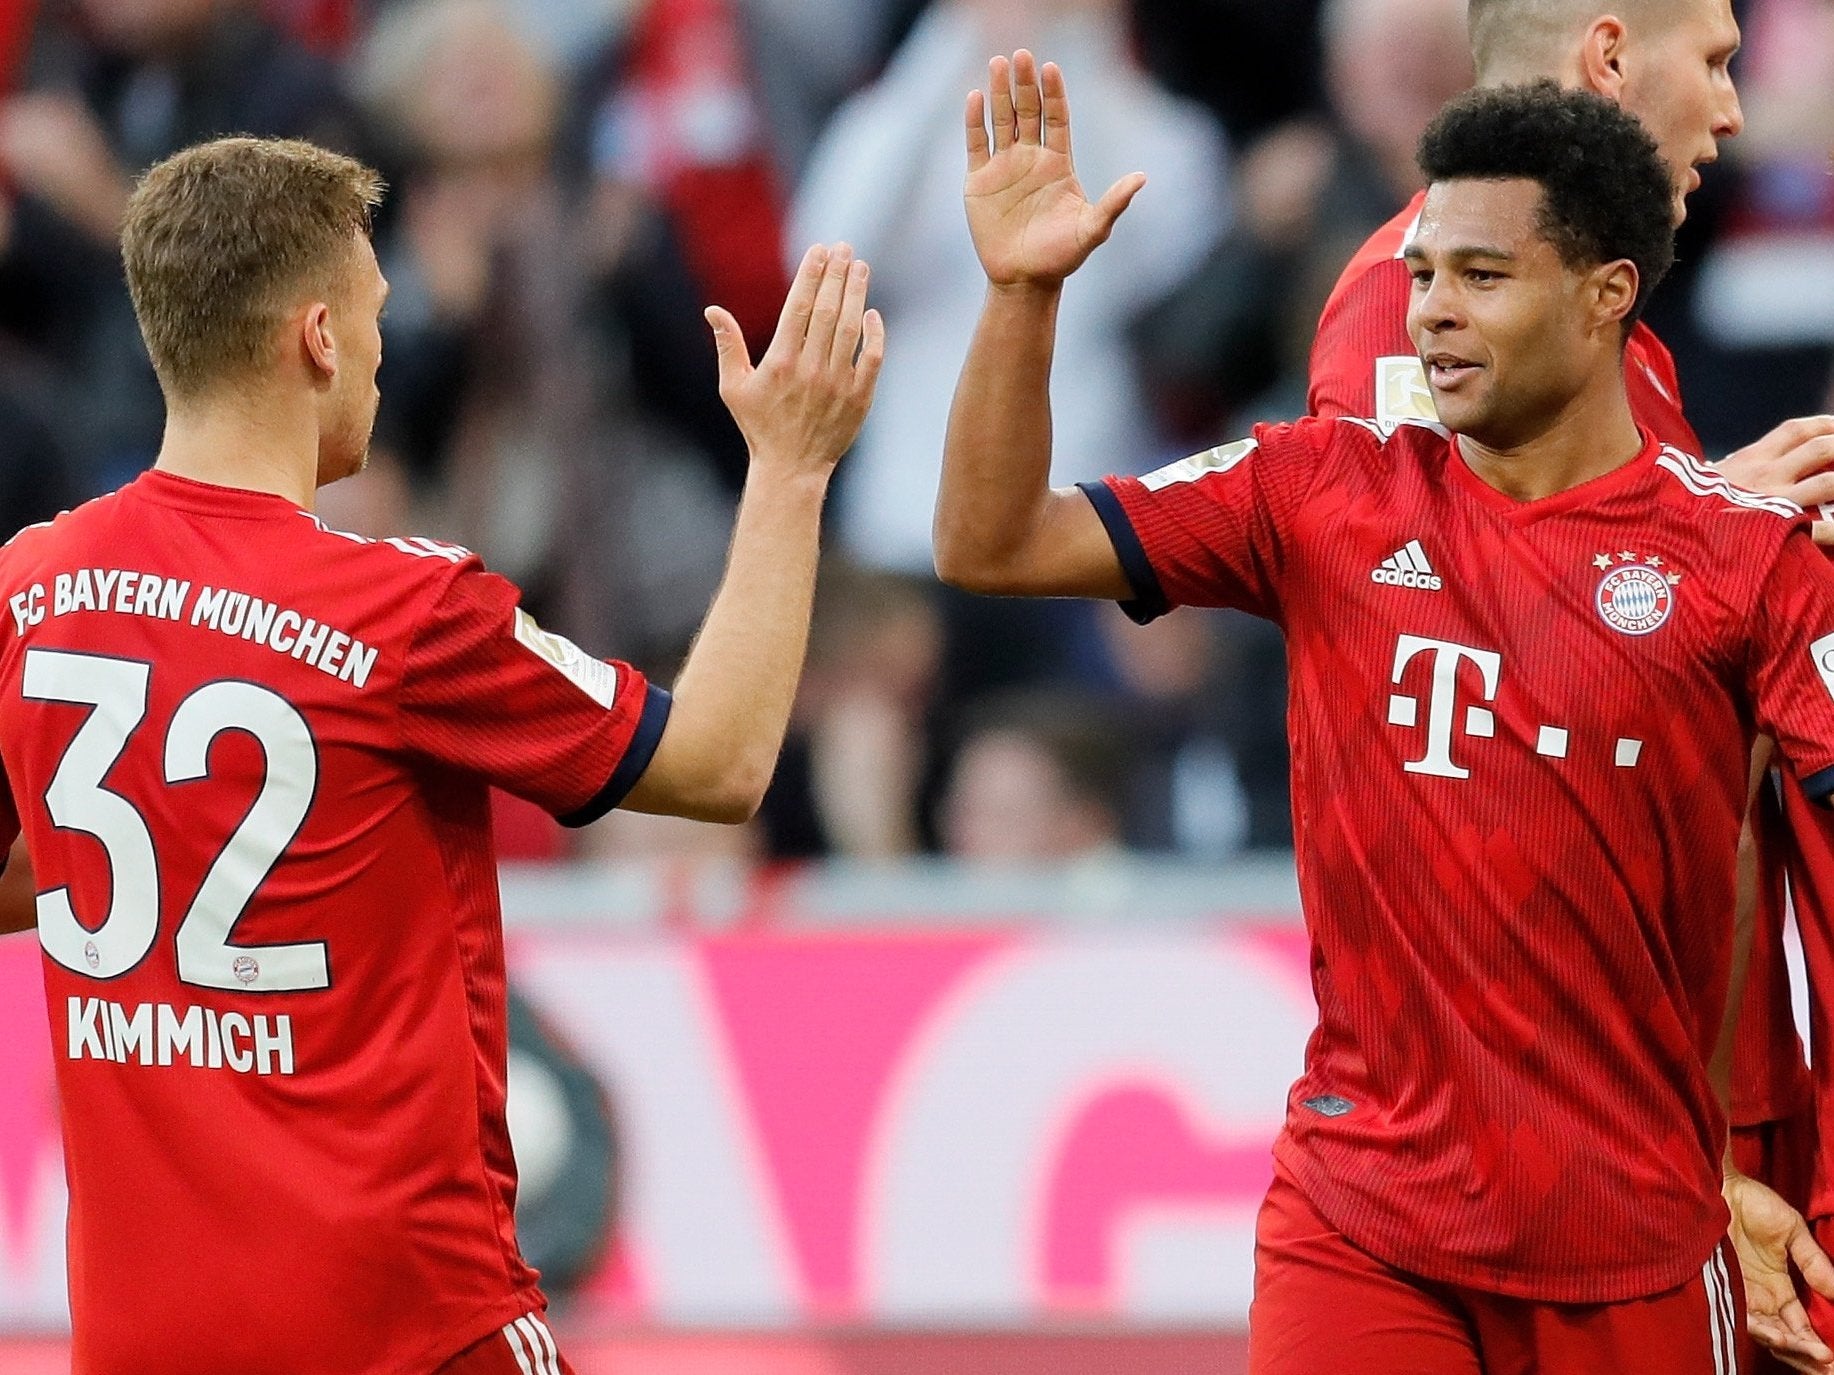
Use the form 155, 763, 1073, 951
1719, 416, 1834, 541
963, 50, 1145, 290
706, 242, 884, 481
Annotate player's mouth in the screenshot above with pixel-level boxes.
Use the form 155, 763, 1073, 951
1424, 354, 1482, 389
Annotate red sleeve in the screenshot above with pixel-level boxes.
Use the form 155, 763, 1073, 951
1307, 256, 1424, 424
1751, 529, 1834, 798
1078, 418, 1326, 624
398, 562, 671, 826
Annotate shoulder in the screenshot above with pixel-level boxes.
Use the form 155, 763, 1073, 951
0, 489, 117, 563
296, 514, 485, 602
1650, 444, 1802, 523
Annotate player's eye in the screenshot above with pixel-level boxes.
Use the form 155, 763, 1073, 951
1409, 268, 1433, 287
1466, 269, 1503, 284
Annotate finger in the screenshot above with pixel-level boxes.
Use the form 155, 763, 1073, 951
1012, 49, 1043, 145
1816, 520, 1834, 547
704, 306, 751, 394
1794, 1229, 1834, 1301
965, 90, 991, 172
1041, 61, 1072, 157
831, 259, 869, 370
989, 54, 1016, 152
1787, 469, 1834, 508
1773, 432, 1834, 483
854, 307, 886, 401
1779, 1295, 1834, 1357
768, 244, 829, 362
803, 242, 853, 360
1084, 171, 1148, 247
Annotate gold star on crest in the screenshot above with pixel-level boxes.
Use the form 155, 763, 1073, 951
1593, 553, 1614, 569
1646, 555, 1663, 567
1666, 572, 1682, 586
1619, 550, 1638, 563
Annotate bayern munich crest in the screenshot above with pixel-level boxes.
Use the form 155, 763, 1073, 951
1592, 550, 1681, 636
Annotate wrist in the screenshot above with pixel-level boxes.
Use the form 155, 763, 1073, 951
987, 278, 1064, 305
743, 455, 835, 498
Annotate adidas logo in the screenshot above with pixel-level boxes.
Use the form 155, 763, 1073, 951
1371, 540, 1443, 591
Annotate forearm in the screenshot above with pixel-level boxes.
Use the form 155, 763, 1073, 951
934, 283, 1064, 589
631, 468, 829, 822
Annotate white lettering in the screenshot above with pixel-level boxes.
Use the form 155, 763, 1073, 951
156, 1004, 205, 1067
240, 597, 277, 645
53, 573, 72, 617
69, 569, 95, 613
158, 579, 189, 621
218, 592, 249, 637
67, 997, 105, 1060
339, 640, 377, 688
132, 573, 159, 617
253, 1015, 294, 1076
1388, 634, 1503, 780
112, 570, 137, 613
291, 618, 329, 665
318, 631, 348, 676
108, 1001, 153, 1065
192, 586, 228, 628
92, 568, 120, 611
268, 610, 301, 652
220, 1012, 254, 1073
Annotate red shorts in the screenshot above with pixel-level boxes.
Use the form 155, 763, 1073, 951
435, 1312, 575, 1375
1733, 1106, 1819, 1375
1249, 1165, 1744, 1375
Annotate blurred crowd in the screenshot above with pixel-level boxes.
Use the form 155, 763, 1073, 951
1, 0, 1831, 867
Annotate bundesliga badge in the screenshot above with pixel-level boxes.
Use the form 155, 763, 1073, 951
1592, 550, 1680, 636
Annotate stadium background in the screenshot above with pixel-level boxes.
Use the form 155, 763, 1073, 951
0, 0, 1829, 1369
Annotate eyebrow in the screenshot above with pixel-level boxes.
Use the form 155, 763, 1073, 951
1401, 243, 1519, 265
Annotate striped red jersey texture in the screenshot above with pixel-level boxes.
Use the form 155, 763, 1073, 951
0, 470, 668, 1375
1082, 418, 1834, 1301
1309, 190, 1810, 1133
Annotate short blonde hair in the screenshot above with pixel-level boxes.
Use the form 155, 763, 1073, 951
121, 136, 385, 399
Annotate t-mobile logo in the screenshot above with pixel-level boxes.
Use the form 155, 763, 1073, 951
1387, 634, 1502, 779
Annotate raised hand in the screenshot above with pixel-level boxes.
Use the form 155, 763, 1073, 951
963, 50, 1146, 290
706, 242, 885, 480
1718, 415, 1834, 546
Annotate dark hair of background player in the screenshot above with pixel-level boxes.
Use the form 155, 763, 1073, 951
1417, 80, 1676, 333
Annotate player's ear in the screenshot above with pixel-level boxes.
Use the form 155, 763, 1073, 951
1590, 259, 1639, 333
301, 302, 337, 385
1576, 17, 1628, 98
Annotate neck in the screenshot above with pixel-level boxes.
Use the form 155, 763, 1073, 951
153, 387, 321, 510
1456, 372, 1643, 503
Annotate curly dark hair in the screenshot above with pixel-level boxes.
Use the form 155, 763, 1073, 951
1417, 80, 1676, 332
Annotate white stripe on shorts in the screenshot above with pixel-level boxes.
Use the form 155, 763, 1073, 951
501, 1319, 538, 1375
1702, 1249, 1733, 1375
1713, 1250, 1739, 1374
525, 1314, 562, 1375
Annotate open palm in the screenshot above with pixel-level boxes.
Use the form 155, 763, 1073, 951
964, 51, 1145, 289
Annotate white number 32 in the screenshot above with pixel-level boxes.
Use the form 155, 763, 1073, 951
24, 648, 328, 991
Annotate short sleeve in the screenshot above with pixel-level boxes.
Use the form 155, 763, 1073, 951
399, 563, 671, 826
1077, 418, 1326, 625
1307, 256, 1423, 424
1749, 532, 1834, 800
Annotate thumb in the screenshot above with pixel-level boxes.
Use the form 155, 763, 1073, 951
1085, 171, 1147, 246
705, 306, 752, 390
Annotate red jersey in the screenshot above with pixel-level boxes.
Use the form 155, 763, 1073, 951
1310, 191, 1810, 1131
0, 471, 669, 1374
1083, 418, 1834, 1301
1783, 763, 1834, 1221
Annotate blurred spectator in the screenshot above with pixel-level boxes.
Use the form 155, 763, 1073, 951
788, 0, 1231, 577
0, 0, 358, 492
764, 561, 943, 860
581, 0, 789, 362
356, 0, 734, 658
940, 690, 1127, 864
1136, 0, 1469, 437
1129, 0, 1326, 146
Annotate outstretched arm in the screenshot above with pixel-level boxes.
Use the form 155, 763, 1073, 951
623, 244, 884, 822
932, 51, 1139, 600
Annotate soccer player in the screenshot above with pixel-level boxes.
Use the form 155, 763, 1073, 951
936, 66, 1834, 1374
1310, 7, 1834, 1368
0, 137, 882, 1374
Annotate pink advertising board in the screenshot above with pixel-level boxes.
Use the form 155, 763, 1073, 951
0, 917, 1313, 1332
